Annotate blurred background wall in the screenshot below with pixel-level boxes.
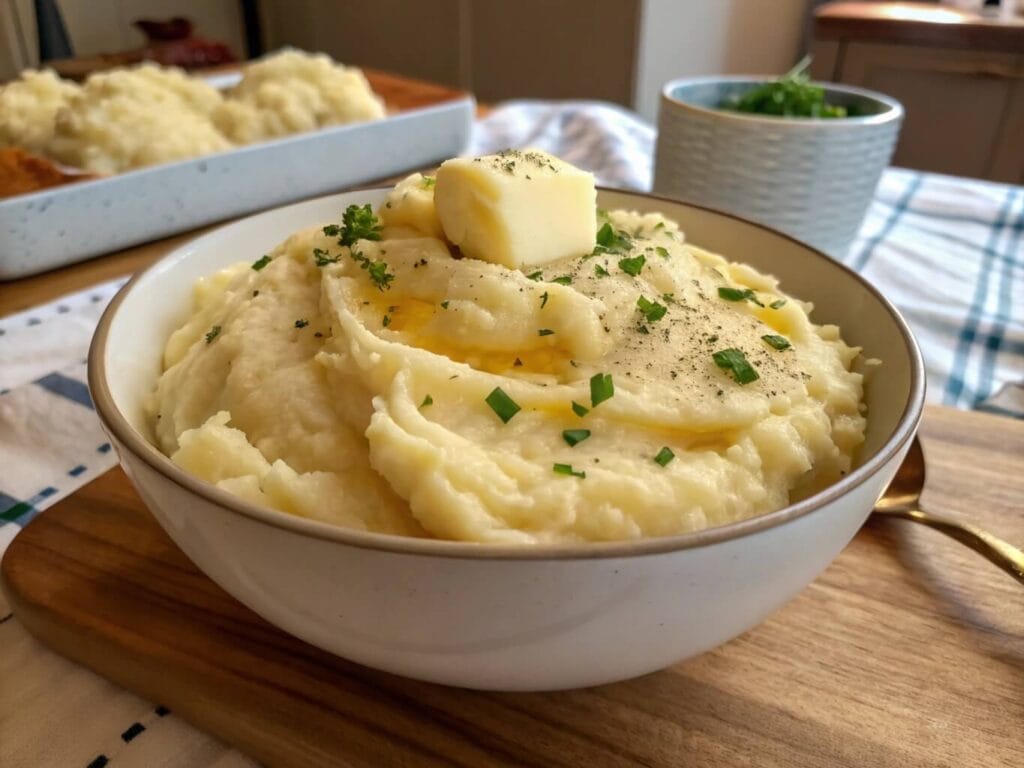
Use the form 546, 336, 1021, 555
2, 0, 812, 121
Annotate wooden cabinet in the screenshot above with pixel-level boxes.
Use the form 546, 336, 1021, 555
812, 2, 1024, 183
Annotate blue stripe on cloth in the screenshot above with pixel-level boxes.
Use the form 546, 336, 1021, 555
975, 196, 1024, 408
0, 491, 36, 523
69, 464, 87, 477
944, 187, 1020, 408
850, 173, 923, 272
893, 220, 1022, 270
98, 443, 112, 453
34, 371, 93, 409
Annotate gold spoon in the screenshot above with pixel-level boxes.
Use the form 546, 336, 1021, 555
873, 437, 1024, 585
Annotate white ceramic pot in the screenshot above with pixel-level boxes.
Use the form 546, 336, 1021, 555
89, 188, 925, 691
654, 77, 904, 259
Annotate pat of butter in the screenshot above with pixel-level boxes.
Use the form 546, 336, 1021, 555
434, 150, 597, 270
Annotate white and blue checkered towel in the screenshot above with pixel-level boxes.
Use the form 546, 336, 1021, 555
2, 101, 1022, 548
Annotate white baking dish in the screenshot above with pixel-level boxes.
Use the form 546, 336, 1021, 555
0, 96, 474, 280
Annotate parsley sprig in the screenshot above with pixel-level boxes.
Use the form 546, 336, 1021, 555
324, 204, 383, 246
553, 463, 586, 479
350, 247, 394, 291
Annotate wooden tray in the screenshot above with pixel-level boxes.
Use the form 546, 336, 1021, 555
2, 405, 1022, 767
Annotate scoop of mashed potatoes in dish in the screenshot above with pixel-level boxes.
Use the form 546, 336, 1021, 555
151, 150, 867, 544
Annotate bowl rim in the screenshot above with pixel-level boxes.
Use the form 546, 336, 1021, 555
660, 75, 904, 127
88, 186, 926, 561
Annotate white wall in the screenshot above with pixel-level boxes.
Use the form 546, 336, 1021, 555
633, 0, 809, 122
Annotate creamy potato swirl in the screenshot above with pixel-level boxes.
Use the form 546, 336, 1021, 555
151, 186, 866, 544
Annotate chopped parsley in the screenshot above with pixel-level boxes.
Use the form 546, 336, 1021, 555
654, 446, 675, 467
540, 291, 549, 309
440, 300, 450, 309
593, 222, 633, 255
527, 270, 544, 281
420, 175, 436, 189
655, 246, 669, 259
562, 429, 591, 447
770, 299, 787, 309
618, 253, 646, 277
551, 275, 572, 286
350, 247, 394, 291
636, 295, 668, 323
538, 329, 555, 336
718, 287, 764, 307
553, 463, 586, 479
295, 319, 309, 329
590, 372, 614, 407
382, 314, 391, 328
251, 255, 272, 271
594, 264, 610, 278
485, 387, 521, 423
513, 357, 523, 367
420, 394, 433, 408
313, 248, 339, 266
324, 204, 382, 246
762, 334, 792, 350
204, 325, 221, 344
571, 400, 589, 417
713, 348, 759, 384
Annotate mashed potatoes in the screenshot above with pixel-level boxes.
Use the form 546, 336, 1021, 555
48, 64, 231, 175
0, 49, 383, 174
213, 50, 385, 143
151, 154, 867, 544
0, 70, 80, 155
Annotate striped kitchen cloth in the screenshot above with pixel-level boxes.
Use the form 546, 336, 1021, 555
1, 101, 1022, 552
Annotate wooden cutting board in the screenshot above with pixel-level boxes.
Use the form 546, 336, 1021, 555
2, 405, 1022, 767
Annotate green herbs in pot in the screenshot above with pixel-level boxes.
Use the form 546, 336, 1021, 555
720, 57, 852, 119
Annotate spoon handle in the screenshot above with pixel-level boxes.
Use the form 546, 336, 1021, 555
874, 507, 1024, 585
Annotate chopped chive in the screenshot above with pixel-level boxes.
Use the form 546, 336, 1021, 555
553, 462, 586, 478
770, 299, 787, 309
718, 287, 764, 307
590, 372, 614, 407
712, 348, 759, 384
562, 429, 591, 447
527, 270, 544, 281
540, 291, 549, 308
571, 401, 589, 417
551, 275, 572, 285
251, 255, 272, 271
420, 394, 433, 408
594, 264, 610, 277
204, 325, 221, 344
654, 446, 675, 467
762, 334, 791, 350
618, 254, 646, 277
485, 387, 521, 423
655, 246, 669, 259
538, 328, 555, 336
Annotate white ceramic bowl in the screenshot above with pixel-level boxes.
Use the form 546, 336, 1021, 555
654, 77, 903, 258
88, 188, 925, 691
